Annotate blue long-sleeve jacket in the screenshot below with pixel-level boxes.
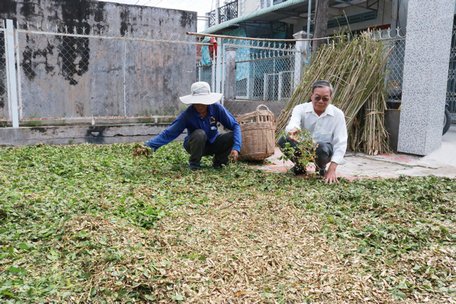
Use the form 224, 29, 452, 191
145, 103, 242, 152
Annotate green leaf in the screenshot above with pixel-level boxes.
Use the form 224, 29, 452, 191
172, 293, 185, 301
0, 288, 15, 298
17, 242, 31, 251
143, 294, 155, 301
7, 266, 27, 275
397, 280, 408, 290
391, 289, 407, 300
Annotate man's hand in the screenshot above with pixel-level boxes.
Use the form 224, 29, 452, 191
324, 162, 339, 184
288, 128, 300, 142
230, 150, 239, 162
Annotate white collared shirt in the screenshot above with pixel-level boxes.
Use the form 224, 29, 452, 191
285, 102, 348, 164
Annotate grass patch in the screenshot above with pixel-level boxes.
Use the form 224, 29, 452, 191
0, 143, 454, 303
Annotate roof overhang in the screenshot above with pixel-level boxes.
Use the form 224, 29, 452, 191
203, 0, 308, 34
203, 0, 376, 34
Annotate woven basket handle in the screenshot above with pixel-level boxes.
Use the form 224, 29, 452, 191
256, 104, 270, 112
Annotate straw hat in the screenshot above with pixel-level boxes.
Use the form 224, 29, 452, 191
179, 81, 222, 105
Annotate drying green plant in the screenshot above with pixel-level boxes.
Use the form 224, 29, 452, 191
132, 143, 152, 157
277, 32, 390, 154
0, 143, 454, 303
278, 129, 317, 171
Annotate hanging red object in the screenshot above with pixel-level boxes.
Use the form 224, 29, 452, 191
208, 37, 217, 59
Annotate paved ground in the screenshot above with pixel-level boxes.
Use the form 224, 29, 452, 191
256, 125, 456, 179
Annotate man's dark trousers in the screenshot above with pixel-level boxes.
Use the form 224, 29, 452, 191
184, 129, 234, 168
278, 136, 333, 175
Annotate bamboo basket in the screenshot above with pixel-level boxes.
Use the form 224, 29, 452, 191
237, 105, 276, 161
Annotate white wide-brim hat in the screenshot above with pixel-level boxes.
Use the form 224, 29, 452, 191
179, 81, 222, 105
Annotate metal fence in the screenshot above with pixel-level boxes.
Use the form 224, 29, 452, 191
196, 32, 410, 105
384, 38, 406, 102
0, 21, 200, 127
198, 38, 300, 103
373, 29, 406, 104
447, 23, 456, 116
229, 41, 296, 101
208, 0, 238, 27
197, 63, 214, 90
376, 28, 454, 121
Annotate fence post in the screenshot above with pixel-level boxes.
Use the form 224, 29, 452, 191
215, 38, 223, 97
278, 71, 283, 101
5, 19, 19, 128
263, 73, 268, 101
293, 30, 311, 92
224, 46, 236, 101
211, 51, 216, 95
122, 39, 127, 116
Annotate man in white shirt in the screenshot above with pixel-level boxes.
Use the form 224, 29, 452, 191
278, 80, 348, 183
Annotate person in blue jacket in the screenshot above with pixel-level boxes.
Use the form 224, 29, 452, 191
145, 81, 242, 170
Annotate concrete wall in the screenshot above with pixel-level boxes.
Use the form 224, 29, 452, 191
0, 0, 197, 125
0, 0, 196, 39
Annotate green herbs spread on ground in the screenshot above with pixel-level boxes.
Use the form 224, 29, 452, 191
0, 143, 454, 303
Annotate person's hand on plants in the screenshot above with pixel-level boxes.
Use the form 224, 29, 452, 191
324, 162, 339, 184
132, 144, 153, 157
287, 128, 300, 142
230, 150, 239, 162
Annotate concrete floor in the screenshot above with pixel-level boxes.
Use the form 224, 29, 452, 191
256, 125, 456, 179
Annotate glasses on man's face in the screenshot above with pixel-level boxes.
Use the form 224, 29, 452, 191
313, 95, 330, 102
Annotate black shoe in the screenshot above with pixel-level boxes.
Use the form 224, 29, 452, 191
318, 168, 326, 176
189, 162, 202, 171
291, 165, 306, 175
212, 163, 223, 169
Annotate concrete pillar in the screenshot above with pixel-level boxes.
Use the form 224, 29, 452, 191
224, 47, 237, 101
397, 0, 455, 155
293, 31, 311, 92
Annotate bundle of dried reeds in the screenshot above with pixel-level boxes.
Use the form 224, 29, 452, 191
276, 33, 390, 155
